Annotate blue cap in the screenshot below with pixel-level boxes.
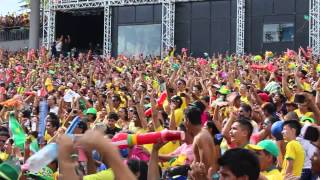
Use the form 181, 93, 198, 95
271, 121, 284, 141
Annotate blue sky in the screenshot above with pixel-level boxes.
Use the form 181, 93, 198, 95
0, 0, 21, 15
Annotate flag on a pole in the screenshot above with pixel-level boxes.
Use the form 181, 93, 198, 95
9, 112, 26, 150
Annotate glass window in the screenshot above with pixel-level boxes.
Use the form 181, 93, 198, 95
263, 23, 294, 43
118, 24, 161, 57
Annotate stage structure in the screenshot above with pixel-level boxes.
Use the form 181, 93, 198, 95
42, 0, 320, 56
309, 0, 320, 56
42, 0, 246, 56
236, 0, 245, 55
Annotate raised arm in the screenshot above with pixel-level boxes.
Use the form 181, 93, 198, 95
78, 130, 136, 180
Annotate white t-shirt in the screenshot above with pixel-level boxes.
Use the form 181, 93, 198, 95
49, 106, 59, 115
297, 125, 317, 169
56, 41, 62, 52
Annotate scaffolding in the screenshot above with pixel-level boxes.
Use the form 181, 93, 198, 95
161, 0, 175, 56
103, 4, 112, 55
309, 0, 320, 56
236, 0, 245, 55
43, 0, 246, 56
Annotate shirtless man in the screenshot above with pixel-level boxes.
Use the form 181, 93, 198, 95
184, 106, 218, 179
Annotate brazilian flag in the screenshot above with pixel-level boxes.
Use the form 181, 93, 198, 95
9, 112, 26, 150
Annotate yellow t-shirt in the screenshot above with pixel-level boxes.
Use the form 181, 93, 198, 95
303, 82, 311, 92
44, 131, 53, 142
84, 169, 115, 180
281, 140, 305, 177
169, 108, 184, 127
106, 103, 126, 114
294, 109, 314, 119
240, 96, 250, 104
128, 121, 147, 134
162, 96, 187, 112
261, 168, 283, 180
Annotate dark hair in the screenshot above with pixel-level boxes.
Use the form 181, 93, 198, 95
192, 100, 205, 113
77, 121, 88, 133
47, 113, 60, 130
176, 79, 186, 85
127, 159, 148, 180
283, 120, 302, 136
184, 106, 201, 125
21, 109, 32, 119
119, 107, 129, 121
262, 102, 276, 115
236, 118, 253, 139
48, 112, 59, 122
178, 123, 187, 132
107, 112, 119, 121
240, 103, 252, 113
273, 92, 286, 103
205, 121, 220, 136
0, 126, 9, 134
0, 131, 9, 138
193, 84, 202, 91
112, 94, 121, 102
218, 148, 260, 180
7, 138, 14, 145
171, 95, 183, 108
265, 116, 279, 124
201, 96, 210, 104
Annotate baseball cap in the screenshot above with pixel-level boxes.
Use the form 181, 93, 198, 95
300, 116, 315, 124
247, 140, 279, 157
0, 160, 20, 180
85, 108, 97, 115
218, 85, 231, 95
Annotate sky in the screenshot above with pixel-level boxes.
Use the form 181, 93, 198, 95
0, 0, 22, 15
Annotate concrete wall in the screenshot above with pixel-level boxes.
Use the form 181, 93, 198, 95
0, 39, 42, 51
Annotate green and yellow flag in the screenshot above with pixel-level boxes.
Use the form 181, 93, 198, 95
9, 112, 26, 150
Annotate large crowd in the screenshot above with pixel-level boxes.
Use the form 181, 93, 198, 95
0, 13, 29, 30
0, 46, 318, 180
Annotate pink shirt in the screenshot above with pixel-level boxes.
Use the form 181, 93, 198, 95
170, 143, 194, 165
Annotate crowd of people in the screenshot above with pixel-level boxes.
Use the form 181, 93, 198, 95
0, 13, 29, 30
0, 46, 318, 180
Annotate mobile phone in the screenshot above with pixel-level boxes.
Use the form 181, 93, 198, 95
304, 126, 319, 142
294, 94, 305, 104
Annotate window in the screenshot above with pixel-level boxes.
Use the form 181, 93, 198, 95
118, 24, 161, 57
263, 23, 294, 43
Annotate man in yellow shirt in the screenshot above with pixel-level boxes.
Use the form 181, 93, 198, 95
248, 140, 282, 180
281, 120, 305, 177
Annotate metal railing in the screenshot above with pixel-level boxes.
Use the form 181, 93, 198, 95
0, 27, 30, 41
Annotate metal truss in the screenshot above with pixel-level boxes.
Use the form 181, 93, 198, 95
48, 10, 56, 49
103, 5, 112, 55
236, 0, 245, 55
109, 0, 162, 6
42, 0, 56, 49
52, 0, 105, 10
46, 0, 254, 56
42, 9, 49, 48
161, 0, 175, 57
309, 0, 320, 56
